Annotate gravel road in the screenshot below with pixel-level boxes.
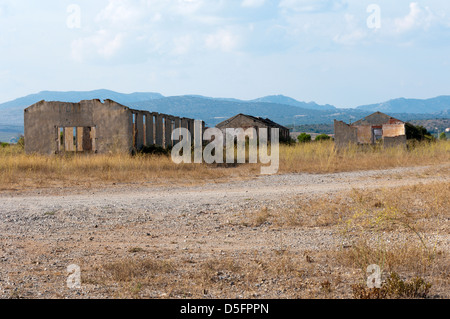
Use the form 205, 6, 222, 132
0, 164, 448, 298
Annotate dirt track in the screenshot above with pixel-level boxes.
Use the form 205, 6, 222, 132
0, 164, 448, 299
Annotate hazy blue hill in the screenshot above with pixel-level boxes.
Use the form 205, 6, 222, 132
0, 89, 164, 111
130, 95, 339, 127
0, 125, 24, 143
132, 96, 446, 128
0, 89, 164, 126
357, 96, 450, 114
250, 95, 337, 111
0, 90, 448, 139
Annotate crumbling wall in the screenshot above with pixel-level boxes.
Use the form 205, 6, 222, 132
24, 100, 131, 154
382, 124, 405, 137
217, 114, 289, 142
24, 100, 103, 154
334, 113, 407, 149
24, 100, 199, 154
383, 135, 407, 148
334, 120, 357, 148
356, 125, 373, 144
91, 99, 133, 154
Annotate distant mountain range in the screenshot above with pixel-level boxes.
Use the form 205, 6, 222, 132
357, 96, 450, 114
0, 89, 449, 142
250, 95, 336, 111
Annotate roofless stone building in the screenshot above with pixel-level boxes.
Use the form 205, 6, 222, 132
24, 99, 199, 154
334, 111, 407, 149
215, 113, 291, 142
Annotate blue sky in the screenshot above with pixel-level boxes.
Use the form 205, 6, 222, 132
1, 0, 450, 108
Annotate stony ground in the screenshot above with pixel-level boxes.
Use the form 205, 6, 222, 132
0, 164, 448, 299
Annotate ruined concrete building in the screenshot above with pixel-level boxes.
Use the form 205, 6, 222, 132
334, 112, 406, 148
215, 113, 291, 142
24, 99, 200, 154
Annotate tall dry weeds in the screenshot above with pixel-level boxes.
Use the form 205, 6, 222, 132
0, 140, 448, 190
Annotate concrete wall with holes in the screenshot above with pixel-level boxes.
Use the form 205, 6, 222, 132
24, 99, 199, 155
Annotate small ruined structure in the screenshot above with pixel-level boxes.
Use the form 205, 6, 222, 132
334, 111, 406, 149
24, 99, 199, 154
215, 113, 290, 142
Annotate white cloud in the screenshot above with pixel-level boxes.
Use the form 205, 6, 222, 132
71, 30, 126, 62
69, 0, 229, 62
333, 29, 366, 45
172, 35, 194, 55
205, 29, 239, 52
241, 0, 265, 8
96, 0, 147, 26
144, 0, 205, 17
70, 1, 153, 62
332, 13, 367, 45
395, 2, 436, 33
279, 0, 347, 13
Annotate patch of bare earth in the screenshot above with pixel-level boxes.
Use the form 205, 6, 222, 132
0, 164, 448, 299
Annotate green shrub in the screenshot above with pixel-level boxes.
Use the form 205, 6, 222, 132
17, 136, 25, 149
282, 135, 296, 145
352, 272, 432, 299
315, 134, 332, 142
139, 144, 170, 156
405, 123, 434, 141
297, 133, 311, 143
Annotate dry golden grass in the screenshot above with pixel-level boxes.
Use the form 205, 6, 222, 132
343, 181, 449, 233
279, 140, 450, 173
239, 180, 448, 232
0, 146, 260, 191
230, 181, 449, 298
0, 140, 448, 191
334, 183, 449, 294
81, 251, 319, 299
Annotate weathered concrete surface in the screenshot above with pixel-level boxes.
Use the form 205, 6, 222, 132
356, 125, 372, 144
25, 99, 132, 154
24, 100, 130, 154
135, 112, 145, 150
164, 116, 173, 148
155, 114, 164, 147
384, 135, 407, 148
24, 100, 203, 154
173, 117, 181, 144
188, 119, 195, 143
144, 112, 154, 146
334, 120, 357, 148
383, 124, 406, 137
